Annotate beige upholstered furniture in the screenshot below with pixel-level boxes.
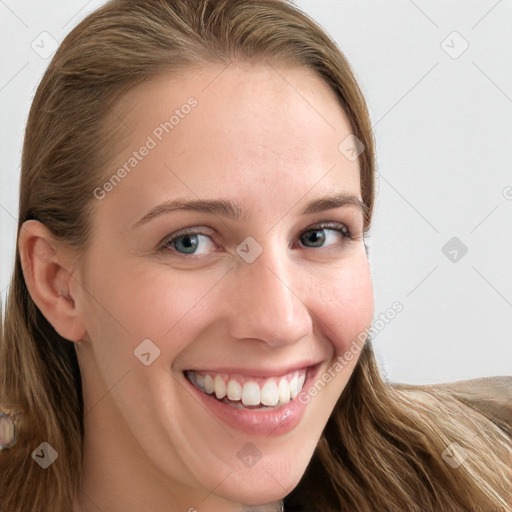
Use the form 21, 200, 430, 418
392, 376, 512, 435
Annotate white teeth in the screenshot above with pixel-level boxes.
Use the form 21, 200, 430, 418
188, 371, 197, 386
214, 375, 226, 399
260, 380, 279, 406
187, 369, 308, 407
297, 373, 306, 392
227, 380, 242, 401
289, 374, 299, 399
241, 382, 260, 406
204, 375, 214, 394
277, 377, 290, 404
196, 373, 205, 390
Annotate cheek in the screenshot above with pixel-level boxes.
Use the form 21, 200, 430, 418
298, 255, 373, 412
80, 251, 230, 354
313, 253, 374, 355
79, 244, 373, 366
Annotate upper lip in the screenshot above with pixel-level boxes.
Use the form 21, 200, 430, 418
183, 361, 321, 379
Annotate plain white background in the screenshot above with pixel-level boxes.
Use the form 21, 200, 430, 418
1, 1, 511, 384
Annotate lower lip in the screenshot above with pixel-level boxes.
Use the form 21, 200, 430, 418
183, 365, 320, 437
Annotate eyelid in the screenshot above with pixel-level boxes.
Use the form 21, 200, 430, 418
304, 220, 350, 234
160, 226, 214, 245
296, 221, 353, 249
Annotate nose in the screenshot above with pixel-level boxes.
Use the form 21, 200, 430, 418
226, 245, 313, 348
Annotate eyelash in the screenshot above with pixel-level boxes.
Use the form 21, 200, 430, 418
160, 222, 354, 257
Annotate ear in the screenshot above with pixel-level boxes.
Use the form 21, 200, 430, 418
18, 220, 86, 342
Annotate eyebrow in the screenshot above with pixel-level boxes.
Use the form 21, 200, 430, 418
132, 192, 368, 229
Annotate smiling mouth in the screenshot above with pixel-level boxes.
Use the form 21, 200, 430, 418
184, 368, 308, 409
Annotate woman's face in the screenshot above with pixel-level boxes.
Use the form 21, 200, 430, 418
74, 63, 374, 510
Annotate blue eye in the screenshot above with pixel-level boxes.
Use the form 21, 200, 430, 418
163, 232, 214, 255
161, 223, 352, 257
299, 224, 351, 248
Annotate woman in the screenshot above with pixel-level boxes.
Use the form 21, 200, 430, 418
0, 1, 510, 511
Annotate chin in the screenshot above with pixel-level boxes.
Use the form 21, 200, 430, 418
208, 454, 308, 507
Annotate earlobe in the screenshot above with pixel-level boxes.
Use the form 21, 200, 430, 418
18, 220, 86, 342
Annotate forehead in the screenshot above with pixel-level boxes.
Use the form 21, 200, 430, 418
96, 63, 361, 224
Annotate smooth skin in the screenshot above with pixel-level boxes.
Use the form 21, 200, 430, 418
19, 62, 374, 512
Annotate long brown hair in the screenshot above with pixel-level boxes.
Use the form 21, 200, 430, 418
0, 1, 510, 511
